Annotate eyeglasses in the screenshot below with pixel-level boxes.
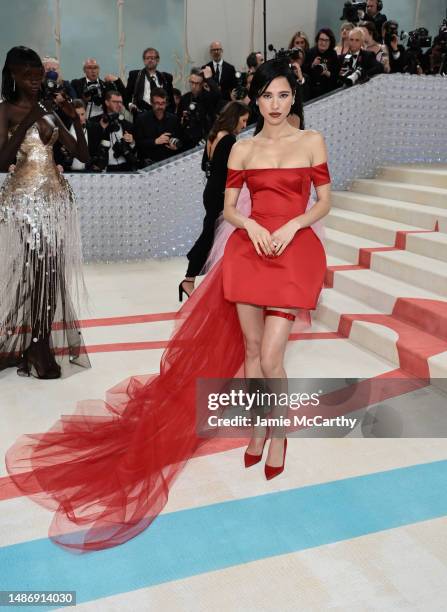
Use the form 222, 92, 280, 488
145, 56, 159, 60
211, 48, 222, 52
318, 37, 330, 43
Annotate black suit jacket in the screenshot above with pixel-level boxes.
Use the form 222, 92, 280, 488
204, 60, 236, 100
354, 49, 385, 78
70, 77, 126, 101
125, 69, 174, 112
134, 110, 181, 164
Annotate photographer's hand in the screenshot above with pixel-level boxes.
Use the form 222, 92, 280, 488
312, 57, 321, 67
390, 36, 399, 52
155, 132, 171, 145
202, 65, 213, 79
104, 74, 119, 82
99, 116, 109, 130
58, 96, 77, 120
123, 131, 134, 144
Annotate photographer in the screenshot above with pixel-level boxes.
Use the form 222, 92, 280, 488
382, 21, 408, 73
125, 47, 174, 114
91, 90, 137, 172
230, 71, 259, 124
364, 0, 387, 43
71, 58, 126, 119
338, 27, 384, 86
135, 88, 182, 166
423, 34, 447, 75
303, 28, 340, 100
55, 99, 104, 172
177, 66, 222, 150
246, 51, 264, 73
289, 48, 311, 104
42, 56, 77, 128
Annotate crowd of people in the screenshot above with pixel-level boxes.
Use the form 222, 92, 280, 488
6, 0, 446, 174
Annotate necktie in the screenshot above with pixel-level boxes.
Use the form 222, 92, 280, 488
149, 75, 157, 89
215, 64, 220, 84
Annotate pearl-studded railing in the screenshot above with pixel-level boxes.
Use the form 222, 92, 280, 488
1, 74, 446, 262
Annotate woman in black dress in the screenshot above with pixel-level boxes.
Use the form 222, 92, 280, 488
179, 101, 249, 300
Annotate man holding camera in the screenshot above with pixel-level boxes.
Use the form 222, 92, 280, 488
177, 66, 222, 151
71, 58, 126, 119
339, 27, 384, 86
125, 47, 174, 114
364, 0, 387, 42
135, 88, 182, 166
382, 20, 409, 73
90, 90, 137, 172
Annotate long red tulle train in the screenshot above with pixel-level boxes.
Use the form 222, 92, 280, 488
5, 261, 247, 552
5, 255, 313, 553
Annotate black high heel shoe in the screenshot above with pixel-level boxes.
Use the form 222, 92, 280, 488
18, 339, 61, 380
178, 280, 193, 302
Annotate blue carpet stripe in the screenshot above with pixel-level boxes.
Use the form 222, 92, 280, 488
1, 459, 447, 609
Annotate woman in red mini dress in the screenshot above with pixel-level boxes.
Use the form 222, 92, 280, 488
222, 60, 331, 478
5, 59, 331, 552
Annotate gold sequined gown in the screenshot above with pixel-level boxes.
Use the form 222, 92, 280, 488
0, 116, 90, 376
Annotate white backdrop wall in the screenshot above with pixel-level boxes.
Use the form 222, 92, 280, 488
184, 0, 319, 72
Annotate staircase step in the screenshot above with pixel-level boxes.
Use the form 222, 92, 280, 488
331, 191, 447, 231
377, 165, 447, 189
325, 208, 424, 244
332, 267, 441, 312
405, 232, 447, 263
370, 249, 447, 297
316, 289, 382, 330
324, 227, 384, 264
350, 179, 447, 209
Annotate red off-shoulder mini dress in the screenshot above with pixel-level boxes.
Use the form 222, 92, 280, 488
223, 162, 331, 309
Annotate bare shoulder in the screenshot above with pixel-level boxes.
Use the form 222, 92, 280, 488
227, 137, 253, 170
301, 130, 328, 165
301, 129, 325, 144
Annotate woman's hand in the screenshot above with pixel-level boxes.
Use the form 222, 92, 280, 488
271, 220, 301, 256
57, 96, 78, 119
244, 218, 275, 256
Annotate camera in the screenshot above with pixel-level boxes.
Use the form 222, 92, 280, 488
182, 101, 200, 126
339, 53, 365, 86
313, 59, 329, 75
169, 136, 183, 149
82, 82, 103, 106
383, 20, 400, 47
267, 44, 303, 62
340, 1, 367, 23
407, 27, 432, 50
233, 71, 249, 100
100, 112, 122, 133
90, 139, 111, 172
43, 70, 65, 99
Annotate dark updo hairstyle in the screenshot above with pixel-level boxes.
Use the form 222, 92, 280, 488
1, 46, 44, 103
208, 100, 250, 143
248, 58, 303, 134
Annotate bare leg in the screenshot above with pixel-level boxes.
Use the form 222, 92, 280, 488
261, 308, 297, 467
236, 303, 266, 454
